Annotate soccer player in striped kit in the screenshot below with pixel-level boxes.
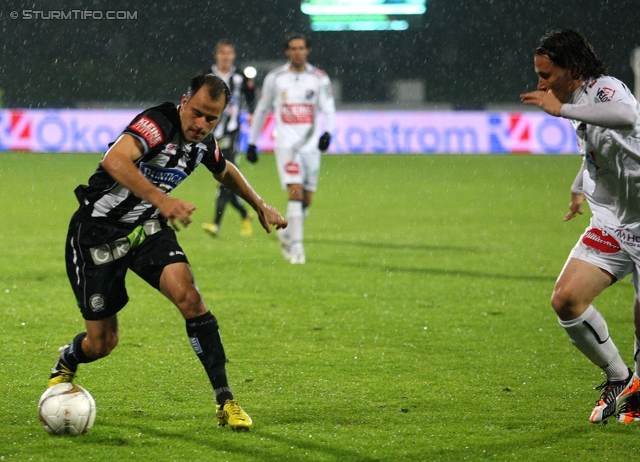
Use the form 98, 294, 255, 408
202, 39, 256, 238
48, 74, 287, 430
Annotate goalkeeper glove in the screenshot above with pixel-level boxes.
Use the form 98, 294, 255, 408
318, 132, 331, 151
246, 144, 258, 163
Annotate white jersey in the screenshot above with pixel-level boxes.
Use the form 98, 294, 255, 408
250, 62, 336, 151
566, 75, 640, 231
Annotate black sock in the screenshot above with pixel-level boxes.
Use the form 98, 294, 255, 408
64, 332, 96, 369
186, 312, 233, 405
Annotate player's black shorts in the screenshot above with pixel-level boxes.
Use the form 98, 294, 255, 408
65, 211, 189, 320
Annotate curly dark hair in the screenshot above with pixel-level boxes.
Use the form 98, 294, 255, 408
535, 29, 608, 79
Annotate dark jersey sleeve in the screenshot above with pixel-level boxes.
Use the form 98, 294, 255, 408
123, 102, 179, 153
200, 136, 227, 175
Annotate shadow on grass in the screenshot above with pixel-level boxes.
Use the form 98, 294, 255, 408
379, 265, 558, 283
88, 419, 382, 461
307, 237, 479, 253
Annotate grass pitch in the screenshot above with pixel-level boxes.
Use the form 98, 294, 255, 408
1, 153, 639, 461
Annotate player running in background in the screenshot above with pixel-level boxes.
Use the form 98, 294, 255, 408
48, 74, 287, 431
246, 32, 336, 264
521, 29, 640, 424
202, 39, 256, 237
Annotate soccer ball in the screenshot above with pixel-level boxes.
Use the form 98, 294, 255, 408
38, 383, 96, 435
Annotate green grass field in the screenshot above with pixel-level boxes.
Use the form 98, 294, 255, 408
1, 153, 639, 461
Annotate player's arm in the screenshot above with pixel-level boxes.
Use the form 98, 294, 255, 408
521, 90, 637, 129
560, 102, 637, 129
564, 162, 586, 221
317, 75, 336, 151
101, 134, 196, 229
213, 162, 287, 233
246, 74, 276, 162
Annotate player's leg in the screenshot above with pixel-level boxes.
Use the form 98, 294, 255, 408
274, 147, 305, 263
552, 257, 626, 375
552, 222, 639, 422
158, 262, 252, 429
635, 297, 640, 380
300, 148, 320, 219
618, 296, 640, 423
49, 316, 119, 387
303, 190, 314, 216
50, 214, 128, 387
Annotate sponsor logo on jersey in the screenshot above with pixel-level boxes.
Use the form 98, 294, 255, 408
595, 87, 615, 103
130, 116, 163, 148
582, 228, 621, 253
284, 161, 300, 174
281, 103, 314, 124
139, 162, 188, 190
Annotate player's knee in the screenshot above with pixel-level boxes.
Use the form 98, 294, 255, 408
176, 286, 206, 318
550, 287, 582, 320
287, 185, 303, 201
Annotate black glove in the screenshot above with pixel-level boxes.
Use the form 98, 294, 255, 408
246, 144, 258, 163
318, 132, 331, 151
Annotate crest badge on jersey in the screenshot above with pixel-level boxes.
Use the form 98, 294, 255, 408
306, 89, 315, 100
595, 87, 615, 103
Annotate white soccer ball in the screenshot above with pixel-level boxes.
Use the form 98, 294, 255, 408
38, 383, 96, 435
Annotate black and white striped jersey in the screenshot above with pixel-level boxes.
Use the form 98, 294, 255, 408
207, 65, 255, 138
74, 102, 226, 227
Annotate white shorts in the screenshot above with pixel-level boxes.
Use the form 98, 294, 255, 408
568, 216, 640, 293
274, 146, 320, 192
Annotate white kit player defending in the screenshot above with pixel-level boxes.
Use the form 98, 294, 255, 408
521, 29, 640, 424
247, 32, 336, 264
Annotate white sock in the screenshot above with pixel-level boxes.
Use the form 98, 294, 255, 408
286, 200, 304, 253
558, 305, 628, 381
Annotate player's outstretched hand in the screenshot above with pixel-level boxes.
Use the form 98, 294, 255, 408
246, 144, 258, 163
520, 90, 563, 116
563, 192, 585, 221
256, 204, 288, 233
158, 196, 197, 230
318, 132, 331, 151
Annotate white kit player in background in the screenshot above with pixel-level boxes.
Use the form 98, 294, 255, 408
246, 32, 336, 264
521, 29, 640, 424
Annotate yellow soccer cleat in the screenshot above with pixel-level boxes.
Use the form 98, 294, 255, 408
202, 222, 219, 237
216, 399, 253, 430
47, 345, 76, 388
240, 214, 253, 237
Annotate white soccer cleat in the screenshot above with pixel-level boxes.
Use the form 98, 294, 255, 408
290, 252, 306, 264
289, 243, 305, 264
